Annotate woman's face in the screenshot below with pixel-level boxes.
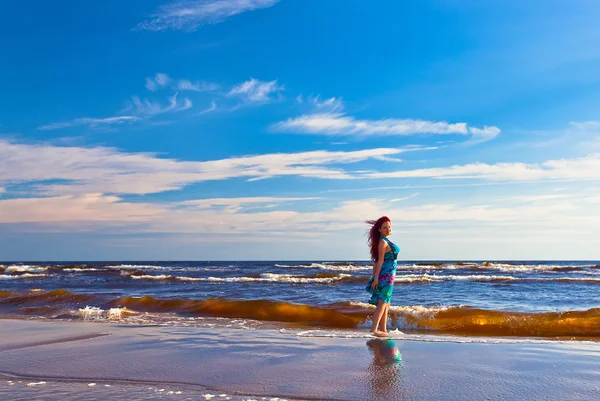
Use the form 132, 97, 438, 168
379, 221, 392, 237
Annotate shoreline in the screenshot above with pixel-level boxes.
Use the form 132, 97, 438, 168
1, 318, 599, 401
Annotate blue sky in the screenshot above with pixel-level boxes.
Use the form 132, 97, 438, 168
1, 0, 600, 260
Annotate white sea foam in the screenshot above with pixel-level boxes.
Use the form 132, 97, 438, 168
4, 265, 48, 273
78, 306, 135, 320
109, 264, 166, 270
276, 262, 370, 271
0, 273, 48, 279
308, 262, 371, 271
391, 273, 600, 283
62, 267, 100, 272
130, 273, 354, 284
348, 302, 452, 318
294, 329, 593, 345
395, 262, 598, 273
130, 274, 178, 280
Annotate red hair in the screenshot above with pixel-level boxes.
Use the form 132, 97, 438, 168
366, 216, 391, 262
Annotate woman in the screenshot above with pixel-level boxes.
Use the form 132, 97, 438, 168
365, 216, 400, 337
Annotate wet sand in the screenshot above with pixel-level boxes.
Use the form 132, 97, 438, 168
1, 319, 599, 401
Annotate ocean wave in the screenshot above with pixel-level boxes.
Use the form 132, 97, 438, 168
2, 265, 49, 273
0, 273, 48, 279
276, 262, 371, 271
1, 289, 599, 338
77, 305, 137, 320
129, 272, 362, 284
106, 264, 167, 270
0, 289, 96, 305
396, 262, 600, 273
393, 274, 600, 284
108, 296, 600, 337
61, 267, 102, 272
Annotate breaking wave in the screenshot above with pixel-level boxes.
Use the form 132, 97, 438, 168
1, 290, 598, 338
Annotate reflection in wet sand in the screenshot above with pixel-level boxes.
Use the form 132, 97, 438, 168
366, 339, 404, 400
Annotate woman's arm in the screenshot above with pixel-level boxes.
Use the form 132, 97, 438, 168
370, 239, 387, 289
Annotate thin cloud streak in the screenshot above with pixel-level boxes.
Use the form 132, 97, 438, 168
136, 0, 281, 32
198, 100, 218, 115
362, 154, 600, 182
38, 116, 143, 131
228, 78, 284, 103
272, 113, 501, 142
40, 94, 193, 131
131, 93, 192, 116
0, 139, 425, 196
146, 73, 219, 92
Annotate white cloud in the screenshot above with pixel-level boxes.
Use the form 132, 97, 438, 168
584, 195, 600, 203
146, 73, 172, 91
38, 116, 143, 131
272, 112, 500, 142
179, 196, 319, 213
501, 194, 573, 203
467, 126, 502, 143
40, 81, 195, 131
390, 193, 418, 202
180, 197, 318, 207
228, 78, 284, 103
0, 139, 421, 196
569, 121, 600, 131
309, 95, 344, 112
146, 73, 219, 92
198, 100, 217, 115
130, 93, 192, 115
176, 79, 219, 92
363, 153, 600, 182
136, 0, 281, 32
0, 194, 163, 226
2, 195, 598, 240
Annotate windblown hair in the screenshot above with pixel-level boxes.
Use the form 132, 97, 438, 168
366, 216, 391, 262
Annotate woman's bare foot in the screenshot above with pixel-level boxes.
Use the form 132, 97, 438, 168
370, 330, 389, 338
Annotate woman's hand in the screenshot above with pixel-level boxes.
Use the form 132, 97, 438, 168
370, 277, 379, 290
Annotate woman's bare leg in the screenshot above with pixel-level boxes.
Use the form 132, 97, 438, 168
380, 304, 390, 333
370, 298, 386, 335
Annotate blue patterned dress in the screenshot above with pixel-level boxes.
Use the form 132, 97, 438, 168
366, 236, 400, 305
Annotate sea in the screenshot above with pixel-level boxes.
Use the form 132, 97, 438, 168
1, 260, 599, 339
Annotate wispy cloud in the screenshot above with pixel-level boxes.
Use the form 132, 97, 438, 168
501, 194, 573, 203
296, 94, 344, 112
309, 95, 344, 112
228, 78, 284, 103
176, 79, 219, 91
136, 0, 281, 32
198, 100, 218, 115
38, 116, 143, 131
390, 193, 419, 202
145, 73, 172, 91
272, 113, 501, 142
130, 93, 192, 116
0, 139, 427, 196
363, 154, 600, 182
2, 194, 598, 241
179, 196, 319, 212
146, 73, 219, 92
40, 93, 193, 130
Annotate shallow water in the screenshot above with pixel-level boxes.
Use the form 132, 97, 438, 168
1, 319, 599, 401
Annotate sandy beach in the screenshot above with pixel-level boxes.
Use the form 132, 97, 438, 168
1, 318, 598, 401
